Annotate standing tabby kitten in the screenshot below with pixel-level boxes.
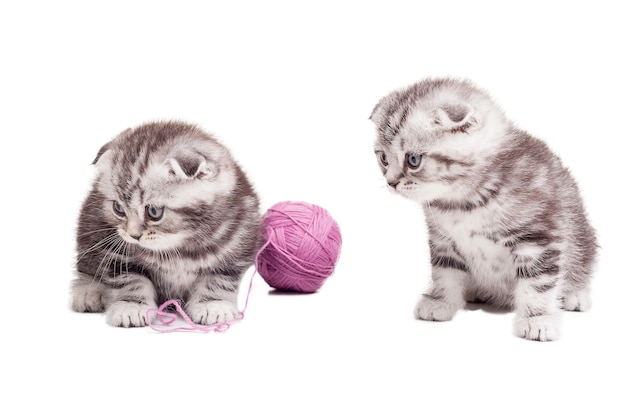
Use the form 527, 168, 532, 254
370, 78, 597, 341
71, 121, 261, 327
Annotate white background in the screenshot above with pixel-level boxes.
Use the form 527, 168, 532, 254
1, 1, 624, 416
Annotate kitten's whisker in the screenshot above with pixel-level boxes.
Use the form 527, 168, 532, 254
76, 233, 120, 262
76, 227, 117, 239
93, 235, 126, 283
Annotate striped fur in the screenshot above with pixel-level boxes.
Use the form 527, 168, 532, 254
371, 78, 597, 341
71, 121, 261, 327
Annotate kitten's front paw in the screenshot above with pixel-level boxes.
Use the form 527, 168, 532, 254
106, 301, 153, 328
186, 300, 239, 325
414, 297, 459, 321
514, 315, 561, 342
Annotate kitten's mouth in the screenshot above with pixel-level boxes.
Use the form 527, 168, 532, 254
392, 184, 414, 196
119, 231, 143, 245
117, 228, 149, 245
118, 229, 185, 251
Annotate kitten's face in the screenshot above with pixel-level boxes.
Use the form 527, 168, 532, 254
370, 79, 507, 203
103, 191, 187, 251
93, 125, 236, 252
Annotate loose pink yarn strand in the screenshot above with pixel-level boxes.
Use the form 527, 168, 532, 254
145, 267, 256, 333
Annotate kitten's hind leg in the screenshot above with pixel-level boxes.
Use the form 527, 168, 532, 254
562, 287, 591, 312
415, 269, 467, 321
70, 272, 107, 313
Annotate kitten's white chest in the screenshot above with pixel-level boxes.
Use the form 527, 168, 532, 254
153, 259, 199, 296
434, 208, 515, 280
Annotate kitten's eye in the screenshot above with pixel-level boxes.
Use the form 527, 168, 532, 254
377, 151, 388, 167
146, 205, 164, 221
112, 201, 126, 217
406, 154, 423, 169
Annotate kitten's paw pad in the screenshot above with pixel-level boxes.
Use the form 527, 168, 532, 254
106, 301, 153, 327
71, 283, 105, 313
186, 300, 239, 325
563, 291, 591, 312
414, 297, 459, 321
514, 315, 561, 342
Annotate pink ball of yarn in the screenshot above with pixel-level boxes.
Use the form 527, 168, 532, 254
255, 201, 342, 293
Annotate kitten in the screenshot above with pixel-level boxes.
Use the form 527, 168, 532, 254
370, 78, 597, 341
71, 121, 261, 327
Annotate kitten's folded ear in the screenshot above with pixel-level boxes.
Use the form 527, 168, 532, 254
92, 128, 132, 165
369, 102, 384, 125
92, 143, 111, 165
431, 103, 479, 132
167, 152, 218, 180
369, 94, 398, 127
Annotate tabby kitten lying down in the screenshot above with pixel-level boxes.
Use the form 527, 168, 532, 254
71, 121, 260, 327
370, 78, 597, 341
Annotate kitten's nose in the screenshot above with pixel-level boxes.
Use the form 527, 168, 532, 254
387, 180, 400, 189
130, 234, 142, 241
